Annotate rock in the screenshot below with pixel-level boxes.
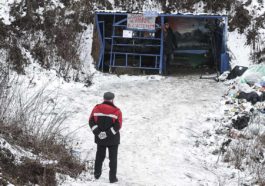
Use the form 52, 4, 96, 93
212, 149, 219, 155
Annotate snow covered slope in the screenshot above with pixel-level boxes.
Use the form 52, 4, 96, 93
38, 73, 239, 186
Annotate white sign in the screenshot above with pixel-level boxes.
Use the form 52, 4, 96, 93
127, 14, 156, 30
123, 30, 133, 38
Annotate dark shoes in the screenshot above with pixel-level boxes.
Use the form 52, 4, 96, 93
94, 173, 101, 179
95, 172, 118, 183
110, 177, 118, 183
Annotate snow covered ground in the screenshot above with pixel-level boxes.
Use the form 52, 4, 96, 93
2, 0, 264, 184
31, 71, 240, 186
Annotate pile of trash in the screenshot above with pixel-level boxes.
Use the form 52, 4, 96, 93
214, 64, 265, 185
221, 64, 265, 121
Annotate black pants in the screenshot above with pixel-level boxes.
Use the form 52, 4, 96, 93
163, 53, 173, 75
94, 145, 118, 181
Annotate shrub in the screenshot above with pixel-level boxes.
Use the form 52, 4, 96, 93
0, 66, 86, 185
7, 42, 27, 74
223, 112, 265, 184
229, 5, 252, 33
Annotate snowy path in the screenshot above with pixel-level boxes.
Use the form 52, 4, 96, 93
58, 74, 237, 186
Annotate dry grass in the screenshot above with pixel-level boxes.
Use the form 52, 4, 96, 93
223, 112, 265, 185
0, 66, 86, 185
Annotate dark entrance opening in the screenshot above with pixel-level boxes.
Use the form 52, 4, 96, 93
164, 16, 226, 75
94, 12, 229, 75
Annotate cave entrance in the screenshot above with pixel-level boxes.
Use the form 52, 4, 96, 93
94, 12, 229, 75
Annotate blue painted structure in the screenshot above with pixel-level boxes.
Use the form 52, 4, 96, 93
95, 12, 230, 74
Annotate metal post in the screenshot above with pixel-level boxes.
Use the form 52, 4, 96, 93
126, 54, 128, 67
96, 15, 104, 70
102, 21, 105, 72
114, 53, 116, 66
159, 16, 164, 74
224, 16, 228, 53
220, 16, 229, 73
110, 15, 116, 69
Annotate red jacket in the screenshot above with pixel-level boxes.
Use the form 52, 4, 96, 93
89, 101, 122, 146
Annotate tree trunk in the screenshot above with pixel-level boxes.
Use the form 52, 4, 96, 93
25, 0, 33, 18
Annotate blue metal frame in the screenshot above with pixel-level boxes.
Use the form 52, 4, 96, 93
96, 11, 226, 19
108, 14, 161, 71
113, 18, 127, 26
220, 16, 230, 73
95, 12, 229, 74
101, 21, 105, 71
159, 16, 164, 74
112, 36, 161, 40
109, 15, 116, 70
95, 15, 103, 70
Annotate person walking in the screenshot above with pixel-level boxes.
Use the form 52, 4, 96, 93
89, 92, 122, 183
163, 21, 177, 75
